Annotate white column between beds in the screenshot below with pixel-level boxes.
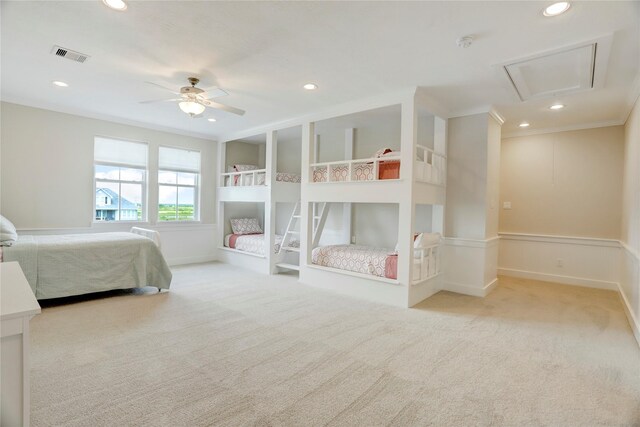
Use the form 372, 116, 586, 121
265, 130, 277, 273
343, 128, 354, 244
300, 122, 314, 268
398, 94, 417, 303
216, 140, 227, 252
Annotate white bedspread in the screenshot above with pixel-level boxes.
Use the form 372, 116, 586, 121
2, 232, 172, 299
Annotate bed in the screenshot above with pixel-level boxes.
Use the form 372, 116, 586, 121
311, 233, 442, 282
224, 233, 299, 256
224, 164, 302, 187
311, 245, 398, 279
1, 231, 172, 300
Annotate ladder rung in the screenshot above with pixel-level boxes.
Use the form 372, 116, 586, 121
286, 231, 300, 234
281, 247, 300, 252
276, 263, 300, 271
292, 215, 301, 219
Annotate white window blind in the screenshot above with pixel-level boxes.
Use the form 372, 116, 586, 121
159, 146, 200, 172
94, 137, 148, 167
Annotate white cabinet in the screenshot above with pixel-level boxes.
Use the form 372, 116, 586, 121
1, 262, 41, 427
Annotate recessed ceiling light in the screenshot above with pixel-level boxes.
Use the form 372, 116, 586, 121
52, 80, 68, 87
519, 122, 530, 128
102, 0, 127, 11
207, 118, 217, 122
549, 103, 565, 110
543, 2, 570, 16
303, 83, 318, 90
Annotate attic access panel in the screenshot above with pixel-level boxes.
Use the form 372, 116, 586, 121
500, 35, 612, 102
505, 44, 595, 101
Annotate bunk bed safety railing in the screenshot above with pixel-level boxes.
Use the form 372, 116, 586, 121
221, 169, 267, 187
415, 145, 446, 186
310, 156, 402, 183
412, 244, 442, 285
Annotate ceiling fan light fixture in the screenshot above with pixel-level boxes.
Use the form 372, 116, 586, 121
52, 80, 68, 87
179, 101, 205, 116
303, 83, 318, 90
102, 0, 127, 11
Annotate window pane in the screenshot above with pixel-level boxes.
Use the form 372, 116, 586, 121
120, 168, 144, 182
177, 187, 195, 220
178, 172, 196, 186
159, 170, 177, 184
95, 164, 119, 180
120, 183, 143, 221
159, 185, 177, 221
95, 181, 119, 221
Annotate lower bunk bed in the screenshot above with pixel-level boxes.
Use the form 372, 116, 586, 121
224, 233, 299, 256
303, 233, 442, 307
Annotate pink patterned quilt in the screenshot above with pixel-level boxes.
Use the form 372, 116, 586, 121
311, 244, 397, 279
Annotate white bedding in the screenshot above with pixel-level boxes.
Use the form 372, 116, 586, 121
2, 232, 172, 299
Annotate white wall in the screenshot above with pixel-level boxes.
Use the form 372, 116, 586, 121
620, 96, 640, 344
445, 113, 489, 240
0, 102, 217, 265
225, 140, 261, 170
500, 126, 624, 239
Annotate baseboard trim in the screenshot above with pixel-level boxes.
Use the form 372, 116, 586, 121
167, 255, 216, 267
498, 268, 618, 291
443, 278, 497, 297
617, 283, 640, 348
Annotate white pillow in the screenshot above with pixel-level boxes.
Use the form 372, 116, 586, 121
234, 164, 259, 172
230, 218, 263, 235
0, 215, 18, 246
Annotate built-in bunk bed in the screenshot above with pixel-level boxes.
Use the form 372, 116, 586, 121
216, 127, 302, 274
299, 90, 448, 307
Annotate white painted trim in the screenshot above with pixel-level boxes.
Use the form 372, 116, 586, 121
444, 236, 500, 248
502, 119, 625, 138
498, 268, 618, 291
499, 232, 620, 248
623, 70, 640, 124
443, 277, 497, 297
16, 223, 215, 234
1, 100, 216, 141
489, 108, 505, 126
618, 282, 640, 347
620, 240, 640, 262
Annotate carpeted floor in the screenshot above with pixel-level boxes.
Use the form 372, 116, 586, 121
30, 262, 640, 426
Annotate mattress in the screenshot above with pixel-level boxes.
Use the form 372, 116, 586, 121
311, 244, 397, 279
225, 233, 299, 255
2, 232, 172, 299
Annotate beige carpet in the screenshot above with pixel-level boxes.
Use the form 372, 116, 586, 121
30, 262, 640, 426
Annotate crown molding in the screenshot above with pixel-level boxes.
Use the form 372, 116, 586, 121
502, 118, 625, 138
0, 98, 217, 142
623, 70, 640, 124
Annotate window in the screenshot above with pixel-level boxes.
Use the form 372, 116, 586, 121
94, 137, 147, 222
158, 146, 200, 221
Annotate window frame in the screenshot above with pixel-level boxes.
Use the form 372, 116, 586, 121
93, 136, 149, 224
157, 145, 201, 223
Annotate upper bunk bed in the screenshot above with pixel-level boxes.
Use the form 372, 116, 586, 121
307, 103, 447, 205
218, 126, 301, 203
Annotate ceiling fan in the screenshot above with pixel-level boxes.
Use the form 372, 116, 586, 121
141, 77, 245, 118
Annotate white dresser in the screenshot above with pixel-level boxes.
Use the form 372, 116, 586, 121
1, 261, 41, 427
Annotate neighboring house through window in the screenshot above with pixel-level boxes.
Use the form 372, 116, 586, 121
158, 146, 200, 221
94, 137, 148, 222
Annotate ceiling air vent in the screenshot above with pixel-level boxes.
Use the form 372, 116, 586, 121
51, 45, 90, 63
498, 34, 612, 102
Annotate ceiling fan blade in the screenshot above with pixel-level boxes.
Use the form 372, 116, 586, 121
201, 87, 228, 99
201, 99, 245, 116
139, 98, 181, 104
145, 81, 181, 95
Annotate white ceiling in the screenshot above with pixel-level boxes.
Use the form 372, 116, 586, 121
1, 1, 638, 140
